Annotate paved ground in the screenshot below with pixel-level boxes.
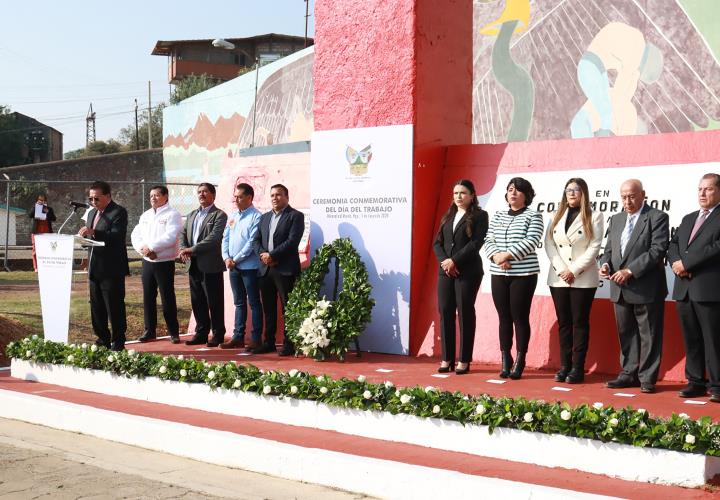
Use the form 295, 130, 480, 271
0, 418, 371, 500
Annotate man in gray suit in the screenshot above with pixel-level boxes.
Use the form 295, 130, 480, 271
599, 179, 669, 393
179, 183, 228, 347
668, 173, 720, 402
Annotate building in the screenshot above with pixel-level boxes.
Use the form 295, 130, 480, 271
151, 33, 312, 84
6, 113, 63, 164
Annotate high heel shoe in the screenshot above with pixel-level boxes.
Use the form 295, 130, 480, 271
437, 362, 455, 373
455, 362, 470, 375
499, 351, 513, 378
509, 351, 526, 380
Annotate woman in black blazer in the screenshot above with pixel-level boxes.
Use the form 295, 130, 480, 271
433, 179, 489, 374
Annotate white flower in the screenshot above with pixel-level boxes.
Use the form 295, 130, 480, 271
475, 404, 486, 415
207, 371, 216, 380
592, 402, 603, 410
23, 337, 30, 343
317, 299, 331, 310
32, 334, 38, 340
263, 385, 272, 395
363, 390, 372, 400
320, 386, 328, 394
69, 343, 77, 348
159, 365, 167, 374
177, 355, 184, 361
432, 405, 441, 414
523, 412, 534, 423
67, 355, 74, 362
462, 396, 469, 401
90, 345, 98, 352
25, 350, 32, 357
107, 355, 114, 363
127, 349, 136, 356
685, 434, 696, 445
679, 413, 690, 420
180, 369, 187, 377
639, 422, 647, 429
384, 381, 394, 389
637, 408, 646, 415
357, 375, 366, 383
424, 386, 436, 393
400, 394, 412, 404
316, 375, 324, 382
395, 389, 401, 397
288, 369, 299, 378
81, 343, 88, 349
609, 418, 619, 427
560, 410, 572, 421
233, 379, 241, 389
290, 386, 299, 394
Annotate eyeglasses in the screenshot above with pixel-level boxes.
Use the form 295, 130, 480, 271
565, 188, 582, 194
88, 196, 103, 202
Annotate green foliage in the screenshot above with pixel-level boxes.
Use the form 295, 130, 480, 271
9, 336, 720, 456
117, 103, 165, 150
169, 74, 222, 104
285, 238, 374, 360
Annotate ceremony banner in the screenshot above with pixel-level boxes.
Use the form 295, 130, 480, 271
35, 234, 74, 343
311, 124, 413, 354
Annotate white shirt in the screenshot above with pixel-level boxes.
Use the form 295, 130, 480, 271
452, 210, 465, 232
131, 203, 183, 262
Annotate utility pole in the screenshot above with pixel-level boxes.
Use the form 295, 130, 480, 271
147, 81, 153, 149
85, 103, 96, 146
134, 99, 140, 150
304, 0, 310, 47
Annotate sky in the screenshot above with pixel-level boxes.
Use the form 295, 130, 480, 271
0, 0, 315, 153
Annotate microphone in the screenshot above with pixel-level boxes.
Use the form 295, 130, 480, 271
70, 201, 89, 210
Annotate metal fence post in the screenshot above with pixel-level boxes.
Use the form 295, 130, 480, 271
141, 179, 146, 214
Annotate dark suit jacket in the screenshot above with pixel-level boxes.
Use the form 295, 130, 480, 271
599, 204, 669, 304
433, 209, 489, 278
668, 207, 720, 302
87, 201, 130, 280
256, 205, 305, 276
180, 205, 227, 274
27, 205, 56, 233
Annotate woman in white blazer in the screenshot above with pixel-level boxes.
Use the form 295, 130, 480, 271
544, 178, 604, 384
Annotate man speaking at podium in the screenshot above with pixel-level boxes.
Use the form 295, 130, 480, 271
78, 181, 130, 351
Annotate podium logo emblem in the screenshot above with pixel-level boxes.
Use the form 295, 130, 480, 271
50, 241, 57, 252
346, 145, 372, 176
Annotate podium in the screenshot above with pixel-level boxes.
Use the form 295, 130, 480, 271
35, 234, 104, 343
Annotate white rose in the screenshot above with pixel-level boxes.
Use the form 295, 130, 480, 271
384, 381, 394, 389
289, 369, 299, 378
67, 355, 74, 362
177, 355, 184, 361
316, 375, 324, 382
291, 386, 299, 394
320, 386, 328, 394
475, 404, 486, 415
23, 337, 30, 343
128, 349, 136, 356
462, 396, 469, 401
90, 345, 98, 352
180, 369, 187, 377
263, 385, 272, 395
207, 371, 216, 380
395, 389, 401, 397
609, 418, 619, 427
159, 365, 167, 374
25, 350, 32, 357
424, 386, 435, 393
639, 422, 647, 429
400, 394, 412, 404
685, 434, 696, 445
560, 410, 572, 421
363, 390, 372, 400
69, 343, 77, 348
637, 408, 646, 415
357, 375, 366, 383
233, 380, 241, 389
432, 405, 441, 414
81, 343, 88, 349
679, 413, 690, 420
592, 402, 603, 410
32, 334, 38, 340
523, 412, 533, 423
107, 355, 114, 363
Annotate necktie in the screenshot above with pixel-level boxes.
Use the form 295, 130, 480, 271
688, 209, 710, 244
92, 210, 101, 229
620, 215, 635, 257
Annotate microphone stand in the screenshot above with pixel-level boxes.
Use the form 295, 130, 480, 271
58, 206, 83, 234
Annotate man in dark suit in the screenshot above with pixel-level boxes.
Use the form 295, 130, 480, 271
253, 184, 305, 356
668, 173, 720, 402
599, 179, 669, 393
179, 183, 227, 347
78, 181, 129, 351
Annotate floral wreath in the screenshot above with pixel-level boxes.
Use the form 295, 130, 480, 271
285, 237, 374, 360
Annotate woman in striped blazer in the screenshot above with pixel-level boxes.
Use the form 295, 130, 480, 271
485, 177, 544, 379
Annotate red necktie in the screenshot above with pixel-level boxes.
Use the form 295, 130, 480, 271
688, 209, 709, 244
92, 210, 102, 229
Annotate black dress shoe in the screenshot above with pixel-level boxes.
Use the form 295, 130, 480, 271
94, 339, 111, 349
169, 335, 180, 344
110, 343, 125, 352
206, 337, 224, 348
185, 336, 208, 346
679, 384, 707, 398
437, 362, 454, 373
565, 368, 584, 384
640, 383, 655, 394
138, 332, 156, 343
605, 377, 640, 389
555, 367, 570, 383
278, 344, 295, 357
710, 393, 720, 403
455, 363, 470, 375
252, 343, 277, 354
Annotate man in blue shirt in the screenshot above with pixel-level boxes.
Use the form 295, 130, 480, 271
221, 183, 263, 350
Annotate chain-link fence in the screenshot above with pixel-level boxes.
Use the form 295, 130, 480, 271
0, 179, 200, 270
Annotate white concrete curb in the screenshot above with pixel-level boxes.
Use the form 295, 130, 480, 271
10, 359, 720, 487
0, 389, 614, 500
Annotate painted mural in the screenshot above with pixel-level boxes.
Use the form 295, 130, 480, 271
473, 0, 720, 143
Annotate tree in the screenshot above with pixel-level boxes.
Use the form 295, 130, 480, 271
169, 74, 221, 104
85, 139, 125, 156
0, 105, 27, 168
118, 103, 165, 150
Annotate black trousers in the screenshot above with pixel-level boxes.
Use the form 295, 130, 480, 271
141, 260, 179, 335
188, 262, 225, 340
549, 286, 597, 368
89, 276, 127, 348
437, 271, 482, 364
491, 274, 537, 352
259, 268, 297, 346
676, 298, 720, 394
612, 295, 664, 385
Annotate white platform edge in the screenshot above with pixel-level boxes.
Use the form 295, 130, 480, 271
10, 359, 720, 487
0, 389, 615, 500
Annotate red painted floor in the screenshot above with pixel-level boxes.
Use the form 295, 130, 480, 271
0, 372, 716, 498
127, 335, 720, 422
